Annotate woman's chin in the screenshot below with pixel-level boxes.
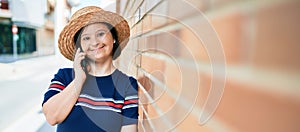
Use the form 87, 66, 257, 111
89, 54, 111, 62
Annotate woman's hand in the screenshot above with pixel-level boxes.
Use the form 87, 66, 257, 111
73, 48, 87, 83
43, 48, 88, 125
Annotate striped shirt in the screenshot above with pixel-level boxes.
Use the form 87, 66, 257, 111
42, 68, 138, 132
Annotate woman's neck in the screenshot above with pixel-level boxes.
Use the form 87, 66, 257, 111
88, 58, 116, 76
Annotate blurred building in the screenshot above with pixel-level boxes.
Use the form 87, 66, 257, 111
0, 0, 12, 55
116, 0, 300, 131
0, 0, 55, 60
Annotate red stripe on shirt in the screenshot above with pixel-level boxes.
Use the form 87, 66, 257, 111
77, 98, 123, 109
124, 99, 138, 105
49, 84, 65, 90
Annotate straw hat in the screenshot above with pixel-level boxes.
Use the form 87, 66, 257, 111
58, 6, 130, 61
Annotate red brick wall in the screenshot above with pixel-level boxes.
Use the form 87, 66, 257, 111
116, 0, 300, 131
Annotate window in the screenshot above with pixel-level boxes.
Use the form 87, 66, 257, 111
0, 0, 9, 10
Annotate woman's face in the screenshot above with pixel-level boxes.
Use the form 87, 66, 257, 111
80, 23, 114, 62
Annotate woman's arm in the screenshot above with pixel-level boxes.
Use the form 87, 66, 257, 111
42, 78, 84, 125
42, 48, 87, 125
121, 124, 137, 132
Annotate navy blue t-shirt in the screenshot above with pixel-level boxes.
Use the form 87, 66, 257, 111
42, 68, 138, 132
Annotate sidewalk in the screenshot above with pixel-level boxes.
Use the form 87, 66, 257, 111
0, 54, 72, 81
0, 53, 39, 63
0, 55, 71, 131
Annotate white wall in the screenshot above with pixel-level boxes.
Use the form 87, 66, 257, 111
11, 0, 47, 27
71, 0, 116, 15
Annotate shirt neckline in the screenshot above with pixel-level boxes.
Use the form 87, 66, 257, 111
87, 69, 118, 78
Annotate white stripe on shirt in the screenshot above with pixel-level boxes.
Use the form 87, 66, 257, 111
79, 94, 124, 104
50, 81, 65, 86
122, 104, 138, 109
75, 102, 121, 113
47, 88, 62, 92
125, 95, 138, 100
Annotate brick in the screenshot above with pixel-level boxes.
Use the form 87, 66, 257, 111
141, 55, 165, 74
162, 60, 182, 94
210, 0, 241, 9
196, 72, 211, 107
138, 75, 153, 93
140, 51, 201, 98
138, 57, 223, 131
145, 103, 159, 119
123, 0, 134, 17
129, 0, 143, 17
176, 112, 213, 132
148, 1, 169, 29
252, 1, 300, 71
144, 65, 207, 131
130, 23, 137, 35
198, 73, 300, 132
140, 55, 191, 93
210, 11, 246, 64
141, 15, 152, 34
116, 40, 139, 73
155, 30, 182, 57
154, 89, 176, 116
138, 33, 157, 51
144, 0, 163, 14
139, 118, 153, 131
149, 13, 169, 30
135, 19, 143, 35
139, 0, 147, 18
184, 0, 208, 11
167, 0, 196, 20
179, 25, 210, 62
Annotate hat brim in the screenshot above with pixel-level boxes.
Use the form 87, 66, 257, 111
58, 10, 130, 61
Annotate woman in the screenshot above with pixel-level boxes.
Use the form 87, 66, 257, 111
42, 6, 138, 132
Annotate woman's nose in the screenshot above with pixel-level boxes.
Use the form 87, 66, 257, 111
91, 36, 102, 46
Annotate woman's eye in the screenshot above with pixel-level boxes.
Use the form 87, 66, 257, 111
82, 37, 90, 41
97, 32, 105, 37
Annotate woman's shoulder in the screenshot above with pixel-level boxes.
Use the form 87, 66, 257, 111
114, 69, 138, 89
56, 68, 73, 75
54, 68, 74, 80
114, 69, 137, 81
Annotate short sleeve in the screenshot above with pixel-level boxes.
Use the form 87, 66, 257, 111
42, 68, 72, 106
122, 77, 139, 126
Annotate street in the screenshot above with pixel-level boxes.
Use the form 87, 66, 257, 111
0, 55, 72, 131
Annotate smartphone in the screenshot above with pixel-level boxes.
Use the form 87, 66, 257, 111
75, 34, 88, 73
79, 45, 88, 73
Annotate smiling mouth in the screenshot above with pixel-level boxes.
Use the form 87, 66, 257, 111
91, 45, 105, 52
98, 45, 105, 49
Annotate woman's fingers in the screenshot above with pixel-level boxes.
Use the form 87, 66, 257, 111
74, 48, 86, 69
78, 53, 85, 60
75, 48, 86, 60
73, 48, 87, 81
